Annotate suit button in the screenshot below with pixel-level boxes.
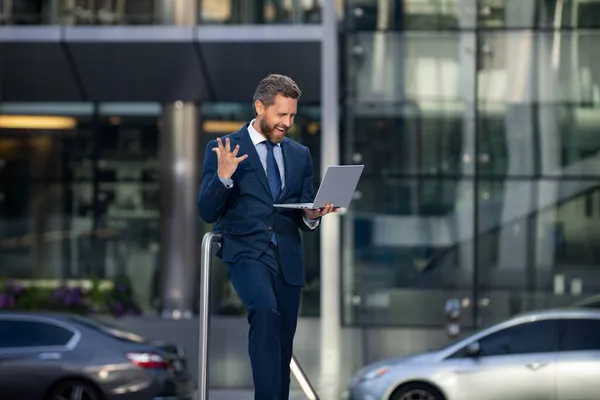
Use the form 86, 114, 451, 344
268, 227, 272, 231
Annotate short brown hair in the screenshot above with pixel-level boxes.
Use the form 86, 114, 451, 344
253, 74, 302, 114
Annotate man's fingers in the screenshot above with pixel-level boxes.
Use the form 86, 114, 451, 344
216, 137, 225, 152
212, 147, 221, 158
236, 154, 248, 163
225, 137, 231, 153
232, 144, 240, 157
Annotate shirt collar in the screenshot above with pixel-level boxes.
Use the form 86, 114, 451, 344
248, 119, 281, 147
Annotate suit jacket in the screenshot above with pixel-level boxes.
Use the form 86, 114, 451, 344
197, 123, 319, 286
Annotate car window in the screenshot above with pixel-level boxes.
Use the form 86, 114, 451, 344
67, 315, 148, 344
475, 320, 558, 357
560, 318, 600, 351
0, 320, 74, 348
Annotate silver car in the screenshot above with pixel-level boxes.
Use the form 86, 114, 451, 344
347, 308, 600, 400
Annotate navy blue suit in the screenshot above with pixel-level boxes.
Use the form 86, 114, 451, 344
198, 123, 319, 399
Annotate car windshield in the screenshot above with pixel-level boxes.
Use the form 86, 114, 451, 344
68, 315, 149, 344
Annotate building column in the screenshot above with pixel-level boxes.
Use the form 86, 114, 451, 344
457, 0, 477, 308
159, 102, 199, 319
156, 1, 199, 319
320, 0, 341, 398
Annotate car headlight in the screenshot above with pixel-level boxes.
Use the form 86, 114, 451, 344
358, 366, 391, 383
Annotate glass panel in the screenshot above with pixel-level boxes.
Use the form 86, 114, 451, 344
478, 31, 600, 177
347, 0, 475, 31
200, 0, 344, 24
2, 0, 345, 25
479, 0, 600, 29
476, 179, 600, 327
343, 178, 475, 327
478, 31, 600, 105
344, 30, 477, 328
0, 115, 93, 181
0, 0, 46, 25
0, 181, 159, 313
350, 32, 476, 105
349, 106, 472, 176
478, 104, 600, 178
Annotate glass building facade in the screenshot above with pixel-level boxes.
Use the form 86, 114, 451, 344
2, 0, 600, 331
342, 0, 600, 330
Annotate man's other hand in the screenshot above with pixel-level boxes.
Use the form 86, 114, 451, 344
303, 203, 341, 220
213, 137, 248, 180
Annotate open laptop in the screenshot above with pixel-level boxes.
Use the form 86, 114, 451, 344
274, 165, 364, 209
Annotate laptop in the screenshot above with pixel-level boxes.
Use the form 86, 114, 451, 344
274, 165, 364, 209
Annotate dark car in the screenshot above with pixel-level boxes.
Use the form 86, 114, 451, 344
0, 312, 194, 400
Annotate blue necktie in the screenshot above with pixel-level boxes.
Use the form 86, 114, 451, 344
265, 141, 281, 245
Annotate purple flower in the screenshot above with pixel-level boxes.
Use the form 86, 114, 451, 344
0, 293, 15, 308
63, 288, 84, 306
52, 286, 69, 301
6, 281, 23, 295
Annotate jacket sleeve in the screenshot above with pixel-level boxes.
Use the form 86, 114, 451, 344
198, 139, 232, 224
296, 147, 320, 232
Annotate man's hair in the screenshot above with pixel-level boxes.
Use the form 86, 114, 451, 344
253, 74, 302, 115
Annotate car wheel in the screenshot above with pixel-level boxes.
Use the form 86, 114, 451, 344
390, 382, 445, 400
45, 379, 104, 400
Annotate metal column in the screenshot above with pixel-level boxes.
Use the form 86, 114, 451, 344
320, 0, 342, 399
156, 0, 200, 321
198, 232, 320, 400
159, 102, 199, 319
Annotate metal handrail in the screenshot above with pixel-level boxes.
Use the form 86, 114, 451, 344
199, 232, 320, 400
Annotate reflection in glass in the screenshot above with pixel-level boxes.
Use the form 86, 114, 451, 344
479, 0, 600, 29
200, 0, 334, 24
348, 0, 474, 31
350, 32, 475, 104
349, 110, 472, 177
478, 104, 600, 178
0, 115, 92, 180
0, 105, 162, 313
478, 31, 600, 105
344, 178, 474, 327
476, 179, 600, 326
477, 31, 600, 178
349, 0, 600, 31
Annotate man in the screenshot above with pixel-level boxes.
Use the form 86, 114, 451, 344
198, 74, 338, 399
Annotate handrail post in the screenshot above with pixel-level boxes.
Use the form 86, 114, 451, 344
198, 231, 319, 400
198, 231, 222, 400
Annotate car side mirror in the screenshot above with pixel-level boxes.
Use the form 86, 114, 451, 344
466, 341, 481, 357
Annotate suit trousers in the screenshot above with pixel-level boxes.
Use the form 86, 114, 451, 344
226, 242, 302, 400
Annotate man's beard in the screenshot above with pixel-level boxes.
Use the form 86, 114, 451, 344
260, 118, 287, 143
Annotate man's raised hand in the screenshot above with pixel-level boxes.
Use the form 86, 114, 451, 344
213, 137, 248, 180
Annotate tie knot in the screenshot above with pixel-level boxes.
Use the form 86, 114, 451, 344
265, 141, 276, 150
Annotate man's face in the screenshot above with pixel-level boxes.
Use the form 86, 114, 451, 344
255, 94, 297, 143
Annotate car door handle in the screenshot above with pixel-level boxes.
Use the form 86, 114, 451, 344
526, 362, 547, 371
38, 352, 61, 360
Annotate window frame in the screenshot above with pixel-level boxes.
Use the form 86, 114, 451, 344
0, 315, 81, 351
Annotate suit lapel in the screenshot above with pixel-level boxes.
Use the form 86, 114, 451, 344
278, 137, 293, 202
236, 126, 270, 196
